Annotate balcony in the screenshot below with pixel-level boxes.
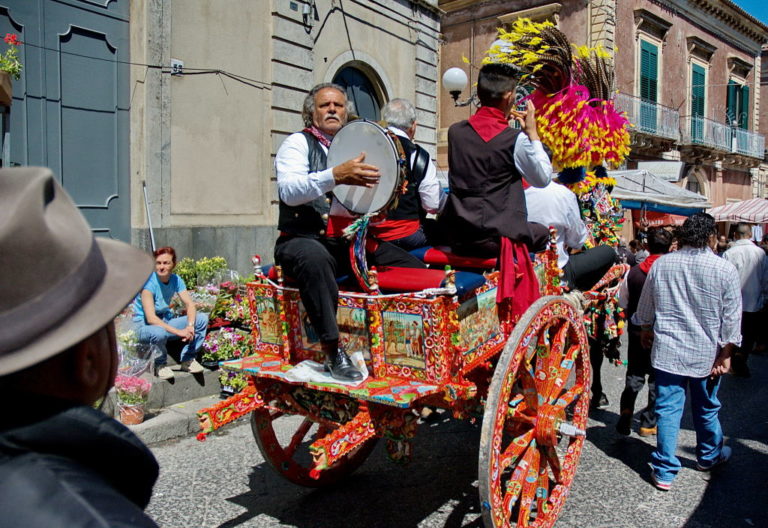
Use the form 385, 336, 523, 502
681, 115, 731, 151
614, 93, 680, 141
732, 127, 765, 159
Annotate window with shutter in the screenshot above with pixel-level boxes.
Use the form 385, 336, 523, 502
691, 64, 705, 142
739, 85, 749, 130
639, 40, 659, 133
726, 80, 738, 126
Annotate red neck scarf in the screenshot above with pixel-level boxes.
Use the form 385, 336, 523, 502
303, 126, 332, 148
468, 106, 510, 143
639, 253, 662, 274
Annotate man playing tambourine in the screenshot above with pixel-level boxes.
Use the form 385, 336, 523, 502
274, 83, 424, 382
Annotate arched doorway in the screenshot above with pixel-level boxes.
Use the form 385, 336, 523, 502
332, 65, 383, 121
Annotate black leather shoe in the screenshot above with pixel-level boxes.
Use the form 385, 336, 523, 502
325, 348, 363, 382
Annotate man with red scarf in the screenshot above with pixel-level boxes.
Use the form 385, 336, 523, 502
440, 63, 552, 318
616, 227, 672, 436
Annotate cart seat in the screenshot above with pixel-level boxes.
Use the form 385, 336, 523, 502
409, 246, 497, 270
375, 266, 486, 296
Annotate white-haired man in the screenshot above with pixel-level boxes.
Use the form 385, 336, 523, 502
370, 98, 445, 250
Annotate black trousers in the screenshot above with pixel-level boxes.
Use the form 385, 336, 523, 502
274, 235, 425, 343
733, 310, 760, 366
451, 222, 550, 258
619, 326, 656, 428
563, 245, 617, 291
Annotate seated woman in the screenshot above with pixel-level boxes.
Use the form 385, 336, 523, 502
133, 246, 208, 380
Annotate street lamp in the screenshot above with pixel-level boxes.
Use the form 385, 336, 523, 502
442, 67, 474, 107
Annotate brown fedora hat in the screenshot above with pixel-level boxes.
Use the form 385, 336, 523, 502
0, 167, 153, 375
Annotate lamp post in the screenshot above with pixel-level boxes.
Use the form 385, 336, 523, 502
442, 67, 475, 107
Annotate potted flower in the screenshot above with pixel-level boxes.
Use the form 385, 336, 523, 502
0, 33, 22, 106
114, 375, 152, 425
218, 369, 250, 398
200, 326, 250, 369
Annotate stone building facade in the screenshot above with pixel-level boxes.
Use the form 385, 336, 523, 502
437, 0, 767, 216
131, 0, 441, 274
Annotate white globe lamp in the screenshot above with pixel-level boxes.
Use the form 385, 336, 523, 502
442, 67, 468, 103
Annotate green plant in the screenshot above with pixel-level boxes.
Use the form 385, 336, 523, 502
174, 257, 197, 287
0, 33, 22, 80
173, 256, 228, 287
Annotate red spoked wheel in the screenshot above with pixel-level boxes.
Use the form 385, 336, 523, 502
251, 405, 377, 488
479, 296, 591, 528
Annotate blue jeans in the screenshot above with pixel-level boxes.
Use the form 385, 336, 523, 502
136, 313, 209, 366
651, 369, 725, 483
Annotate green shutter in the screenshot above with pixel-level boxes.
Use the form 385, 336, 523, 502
691, 64, 705, 117
739, 84, 749, 129
727, 80, 738, 126
640, 41, 658, 103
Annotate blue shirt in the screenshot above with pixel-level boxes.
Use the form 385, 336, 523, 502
133, 273, 187, 323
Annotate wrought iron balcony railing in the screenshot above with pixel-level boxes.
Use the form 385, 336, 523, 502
681, 115, 732, 152
614, 93, 680, 141
731, 127, 766, 159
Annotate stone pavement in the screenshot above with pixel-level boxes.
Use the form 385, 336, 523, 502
146, 346, 768, 527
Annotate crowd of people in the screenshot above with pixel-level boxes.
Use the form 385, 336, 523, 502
612, 216, 767, 491
2, 59, 765, 526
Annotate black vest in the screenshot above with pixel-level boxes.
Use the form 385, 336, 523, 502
277, 132, 333, 237
441, 121, 533, 246
387, 135, 427, 221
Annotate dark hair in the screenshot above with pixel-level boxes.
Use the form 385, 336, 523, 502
646, 227, 672, 254
154, 246, 177, 264
477, 63, 519, 107
734, 222, 752, 239
628, 240, 638, 250
677, 212, 716, 249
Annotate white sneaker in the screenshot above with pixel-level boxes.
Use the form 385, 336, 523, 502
156, 365, 174, 380
180, 359, 204, 374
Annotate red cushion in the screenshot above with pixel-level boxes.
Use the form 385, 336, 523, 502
420, 246, 497, 269
375, 267, 447, 291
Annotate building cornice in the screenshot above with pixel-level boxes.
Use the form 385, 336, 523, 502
667, 0, 767, 55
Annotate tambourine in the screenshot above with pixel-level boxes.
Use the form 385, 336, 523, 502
328, 120, 404, 215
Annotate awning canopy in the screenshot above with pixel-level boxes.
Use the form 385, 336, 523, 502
609, 170, 712, 215
708, 198, 768, 223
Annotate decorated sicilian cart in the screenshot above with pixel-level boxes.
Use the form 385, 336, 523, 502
196, 20, 632, 528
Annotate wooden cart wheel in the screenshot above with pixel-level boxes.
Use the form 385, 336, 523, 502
251, 406, 378, 487
479, 296, 591, 528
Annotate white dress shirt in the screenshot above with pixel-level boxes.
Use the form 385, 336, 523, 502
633, 247, 742, 378
524, 181, 587, 268
275, 132, 335, 207
514, 135, 552, 188
723, 239, 768, 312
387, 126, 446, 214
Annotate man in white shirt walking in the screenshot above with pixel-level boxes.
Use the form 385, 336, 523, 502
634, 213, 741, 491
723, 223, 768, 377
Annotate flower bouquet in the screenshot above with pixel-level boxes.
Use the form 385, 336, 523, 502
114, 375, 152, 425
200, 326, 250, 369
209, 278, 251, 329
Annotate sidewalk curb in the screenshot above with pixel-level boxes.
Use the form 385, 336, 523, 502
127, 394, 222, 446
